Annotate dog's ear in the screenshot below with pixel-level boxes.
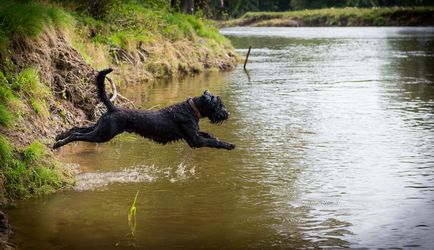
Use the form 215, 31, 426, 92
203, 90, 212, 100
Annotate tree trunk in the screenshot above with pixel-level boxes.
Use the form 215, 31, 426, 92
182, 0, 195, 14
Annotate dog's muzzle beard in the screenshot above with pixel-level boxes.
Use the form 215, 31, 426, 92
209, 108, 229, 124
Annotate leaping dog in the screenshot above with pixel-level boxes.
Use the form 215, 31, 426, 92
53, 69, 235, 150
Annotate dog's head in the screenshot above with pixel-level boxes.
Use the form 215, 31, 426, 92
197, 90, 229, 124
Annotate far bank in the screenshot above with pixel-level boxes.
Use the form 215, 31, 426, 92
221, 7, 434, 27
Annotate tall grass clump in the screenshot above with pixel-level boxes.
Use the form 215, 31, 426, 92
22, 141, 46, 163
0, 1, 72, 39
0, 103, 13, 127
0, 135, 12, 166
12, 68, 50, 117
1, 139, 70, 200
0, 71, 24, 127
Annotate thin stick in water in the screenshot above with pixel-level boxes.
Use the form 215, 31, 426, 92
244, 46, 252, 69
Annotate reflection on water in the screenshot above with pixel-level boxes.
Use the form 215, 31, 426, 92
6, 27, 434, 249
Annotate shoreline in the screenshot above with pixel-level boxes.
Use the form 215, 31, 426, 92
219, 7, 434, 27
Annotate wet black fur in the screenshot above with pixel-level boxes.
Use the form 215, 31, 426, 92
53, 68, 235, 150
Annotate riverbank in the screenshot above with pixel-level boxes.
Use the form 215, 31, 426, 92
0, 1, 236, 245
221, 7, 434, 27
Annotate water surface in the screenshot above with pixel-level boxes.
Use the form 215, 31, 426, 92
7, 27, 434, 249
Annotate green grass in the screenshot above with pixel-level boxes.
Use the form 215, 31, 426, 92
0, 71, 24, 127
30, 97, 49, 117
0, 103, 13, 127
1, 138, 69, 200
224, 7, 434, 26
13, 68, 50, 116
23, 141, 46, 163
0, 135, 13, 166
0, 1, 72, 39
73, 2, 230, 49
15, 68, 50, 98
128, 190, 139, 236
1, 67, 50, 125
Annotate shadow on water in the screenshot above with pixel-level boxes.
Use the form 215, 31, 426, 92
5, 27, 434, 249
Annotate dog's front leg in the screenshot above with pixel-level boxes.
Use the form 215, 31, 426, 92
198, 131, 214, 139
182, 126, 235, 150
189, 136, 235, 150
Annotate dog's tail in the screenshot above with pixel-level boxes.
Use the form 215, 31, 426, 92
96, 68, 117, 112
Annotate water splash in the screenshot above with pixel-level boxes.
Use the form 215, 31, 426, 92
74, 165, 157, 191
168, 162, 196, 183
74, 162, 197, 191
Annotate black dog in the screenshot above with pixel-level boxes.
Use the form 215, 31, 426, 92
53, 69, 235, 150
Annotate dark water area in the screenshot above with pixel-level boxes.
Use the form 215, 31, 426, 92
6, 27, 434, 249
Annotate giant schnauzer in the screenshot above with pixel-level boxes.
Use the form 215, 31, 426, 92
53, 69, 235, 150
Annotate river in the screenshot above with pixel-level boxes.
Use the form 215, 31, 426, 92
6, 27, 434, 249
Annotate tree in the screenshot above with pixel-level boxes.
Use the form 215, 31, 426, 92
171, 0, 195, 14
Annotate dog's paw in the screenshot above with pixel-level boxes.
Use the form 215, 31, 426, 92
52, 141, 62, 149
55, 133, 66, 141
224, 143, 236, 150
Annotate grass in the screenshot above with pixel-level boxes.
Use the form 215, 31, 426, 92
60, 1, 234, 74
0, 135, 13, 166
1, 137, 70, 200
128, 190, 139, 236
223, 7, 434, 27
0, 71, 24, 127
0, 103, 13, 127
14, 68, 50, 117
66, 2, 235, 77
22, 141, 46, 163
0, 1, 71, 39
14, 68, 50, 98
84, 3, 231, 48
1, 67, 50, 125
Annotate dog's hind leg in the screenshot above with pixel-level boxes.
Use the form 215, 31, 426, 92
53, 116, 123, 149
55, 125, 97, 141
53, 128, 119, 149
